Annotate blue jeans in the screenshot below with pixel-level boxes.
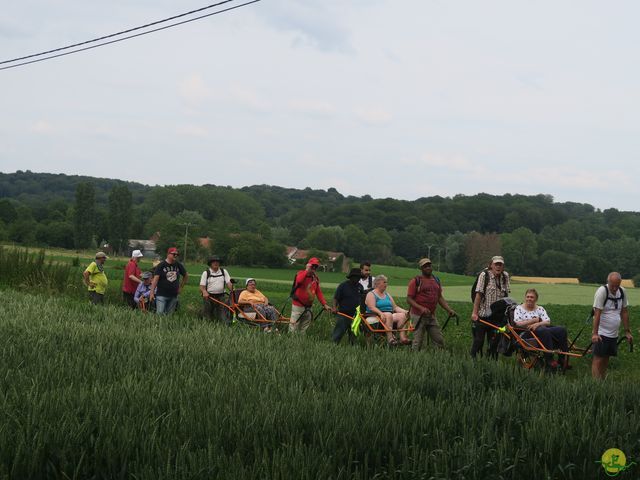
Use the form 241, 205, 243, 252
156, 295, 178, 315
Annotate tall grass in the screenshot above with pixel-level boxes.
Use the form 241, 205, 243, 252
0, 247, 81, 295
0, 290, 638, 479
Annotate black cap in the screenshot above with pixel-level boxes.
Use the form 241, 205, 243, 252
207, 255, 223, 265
346, 268, 362, 279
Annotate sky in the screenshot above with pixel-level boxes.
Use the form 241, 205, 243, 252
1, 1, 639, 210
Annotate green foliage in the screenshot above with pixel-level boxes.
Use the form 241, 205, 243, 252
5, 172, 640, 278
228, 238, 286, 268
538, 250, 583, 277
502, 227, 537, 275
464, 232, 501, 275
8, 218, 38, 245
579, 256, 614, 284
0, 247, 80, 294
0, 198, 18, 223
0, 290, 638, 479
304, 225, 345, 251
108, 185, 133, 254
73, 182, 95, 249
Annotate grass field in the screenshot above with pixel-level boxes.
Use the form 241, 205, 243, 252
1, 288, 639, 479
1, 247, 639, 478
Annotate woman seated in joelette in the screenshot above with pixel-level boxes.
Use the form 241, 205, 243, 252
237, 278, 279, 329
365, 274, 410, 346
513, 288, 569, 369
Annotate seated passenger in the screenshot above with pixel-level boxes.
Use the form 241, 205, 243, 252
237, 278, 279, 330
365, 274, 410, 346
134, 271, 155, 310
513, 288, 569, 369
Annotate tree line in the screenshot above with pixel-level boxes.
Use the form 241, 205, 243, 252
1, 171, 640, 282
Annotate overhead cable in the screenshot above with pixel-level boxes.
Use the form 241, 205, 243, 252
0, 0, 261, 72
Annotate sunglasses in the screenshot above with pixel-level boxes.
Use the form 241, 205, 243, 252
171, 252, 180, 256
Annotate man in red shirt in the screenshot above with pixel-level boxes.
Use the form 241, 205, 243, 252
122, 249, 144, 309
406, 258, 456, 350
289, 257, 331, 333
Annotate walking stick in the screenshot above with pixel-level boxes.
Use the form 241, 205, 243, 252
441, 312, 459, 332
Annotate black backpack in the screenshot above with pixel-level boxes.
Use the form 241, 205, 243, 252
603, 285, 625, 309
470, 269, 507, 302
411, 274, 441, 296
205, 268, 228, 293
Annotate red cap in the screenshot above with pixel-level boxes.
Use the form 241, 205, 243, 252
308, 257, 321, 266
167, 247, 179, 255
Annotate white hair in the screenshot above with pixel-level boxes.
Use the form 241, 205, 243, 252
373, 274, 388, 287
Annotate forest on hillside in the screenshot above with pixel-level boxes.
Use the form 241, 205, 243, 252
1, 170, 640, 282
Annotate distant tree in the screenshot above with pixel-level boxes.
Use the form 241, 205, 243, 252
108, 185, 132, 254
73, 182, 95, 249
501, 227, 537, 275
538, 250, 583, 277
464, 232, 501, 275
8, 219, 38, 245
444, 232, 466, 274
289, 224, 307, 245
143, 210, 172, 239
0, 199, 18, 224
601, 236, 640, 279
364, 228, 394, 264
271, 226, 291, 245
36, 221, 75, 249
304, 225, 345, 251
579, 256, 613, 284
391, 225, 427, 261
343, 224, 368, 260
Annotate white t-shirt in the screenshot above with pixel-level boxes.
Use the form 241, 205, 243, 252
359, 276, 373, 292
593, 285, 628, 338
199, 268, 231, 294
513, 305, 551, 327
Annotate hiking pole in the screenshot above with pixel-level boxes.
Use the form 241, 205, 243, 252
568, 311, 594, 352
277, 297, 291, 318
617, 337, 634, 353
441, 313, 459, 332
311, 307, 326, 323
413, 312, 426, 330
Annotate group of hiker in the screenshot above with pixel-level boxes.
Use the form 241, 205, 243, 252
83, 248, 633, 379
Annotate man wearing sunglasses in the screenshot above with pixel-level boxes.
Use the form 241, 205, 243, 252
591, 272, 633, 379
150, 247, 188, 315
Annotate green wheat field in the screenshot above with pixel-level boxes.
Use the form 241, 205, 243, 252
0, 248, 638, 479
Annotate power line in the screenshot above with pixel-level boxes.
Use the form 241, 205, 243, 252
0, 0, 237, 66
0, 0, 262, 72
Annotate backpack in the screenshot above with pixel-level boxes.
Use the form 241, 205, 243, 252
603, 285, 625, 309
289, 271, 315, 301
470, 269, 507, 302
205, 268, 228, 294
410, 275, 441, 298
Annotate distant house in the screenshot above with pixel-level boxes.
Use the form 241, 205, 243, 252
285, 246, 349, 273
326, 251, 350, 273
128, 239, 157, 259
285, 246, 309, 264
198, 237, 212, 250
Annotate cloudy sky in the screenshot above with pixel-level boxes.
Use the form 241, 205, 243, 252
1, 1, 639, 210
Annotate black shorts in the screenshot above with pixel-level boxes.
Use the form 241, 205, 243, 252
593, 335, 618, 357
